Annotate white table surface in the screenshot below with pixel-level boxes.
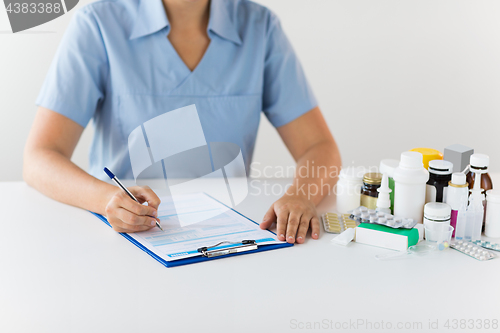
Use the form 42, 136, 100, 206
1, 175, 499, 333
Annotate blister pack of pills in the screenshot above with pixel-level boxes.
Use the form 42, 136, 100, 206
450, 240, 496, 261
348, 206, 417, 229
472, 240, 500, 252
322, 213, 358, 234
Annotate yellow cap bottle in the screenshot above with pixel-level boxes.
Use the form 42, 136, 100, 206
409, 148, 443, 170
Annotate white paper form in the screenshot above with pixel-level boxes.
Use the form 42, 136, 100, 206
126, 193, 284, 261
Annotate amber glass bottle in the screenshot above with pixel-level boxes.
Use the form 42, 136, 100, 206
466, 172, 493, 193
360, 173, 382, 210
466, 162, 493, 231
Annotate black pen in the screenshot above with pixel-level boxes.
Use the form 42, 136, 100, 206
103, 167, 163, 231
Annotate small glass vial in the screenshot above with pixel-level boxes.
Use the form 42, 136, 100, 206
360, 173, 382, 210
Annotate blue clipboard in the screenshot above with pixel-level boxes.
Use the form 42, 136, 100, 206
90, 205, 293, 268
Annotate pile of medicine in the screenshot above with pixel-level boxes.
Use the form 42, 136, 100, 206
349, 206, 417, 229
330, 144, 499, 261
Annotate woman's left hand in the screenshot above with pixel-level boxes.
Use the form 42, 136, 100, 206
259, 193, 320, 244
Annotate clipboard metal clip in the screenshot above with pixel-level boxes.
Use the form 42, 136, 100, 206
197, 240, 257, 258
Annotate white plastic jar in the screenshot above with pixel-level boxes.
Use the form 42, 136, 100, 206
485, 190, 500, 238
335, 166, 365, 214
423, 202, 452, 229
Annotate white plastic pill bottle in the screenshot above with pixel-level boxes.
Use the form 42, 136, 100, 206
393, 152, 429, 223
423, 202, 452, 229
335, 166, 366, 214
485, 190, 500, 238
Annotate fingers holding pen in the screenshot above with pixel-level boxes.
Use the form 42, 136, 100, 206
115, 206, 158, 228
118, 191, 158, 218
132, 186, 161, 211
103, 169, 162, 233
106, 208, 156, 233
105, 189, 159, 233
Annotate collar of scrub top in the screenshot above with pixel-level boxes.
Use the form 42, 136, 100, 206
129, 0, 242, 45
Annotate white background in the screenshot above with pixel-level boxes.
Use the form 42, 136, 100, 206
0, 0, 499, 182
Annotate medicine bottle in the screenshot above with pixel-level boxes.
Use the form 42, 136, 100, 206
485, 190, 500, 238
423, 202, 452, 228
409, 148, 443, 170
446, 172, 468, 238
466, 154, 493, 231
335, 167, 366, 214
426, 160, 453, 203
466, 171, 493, 194
360, 173, 382, 210
393, 151, 429, 223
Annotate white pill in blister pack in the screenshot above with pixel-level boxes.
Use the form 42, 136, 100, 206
450, 240, 496, 261
349, 206, 417, 229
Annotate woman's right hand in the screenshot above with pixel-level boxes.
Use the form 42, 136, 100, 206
104, 186, 161, 233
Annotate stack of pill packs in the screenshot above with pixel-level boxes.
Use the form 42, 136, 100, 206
349, 206, 417, 229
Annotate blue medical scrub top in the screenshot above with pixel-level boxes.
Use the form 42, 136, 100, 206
36, 0, 317, 180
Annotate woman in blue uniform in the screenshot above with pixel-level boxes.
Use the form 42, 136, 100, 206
24, 0, 341, 244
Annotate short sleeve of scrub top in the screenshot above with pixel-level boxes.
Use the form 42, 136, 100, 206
36, 0, 318, 180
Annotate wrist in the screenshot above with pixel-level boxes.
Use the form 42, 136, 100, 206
284, 185, 312, 201
285, 181, 325, 206
98, 182, 121, 214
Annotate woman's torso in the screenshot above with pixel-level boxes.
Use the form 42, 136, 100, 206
89, 0, 271, 179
